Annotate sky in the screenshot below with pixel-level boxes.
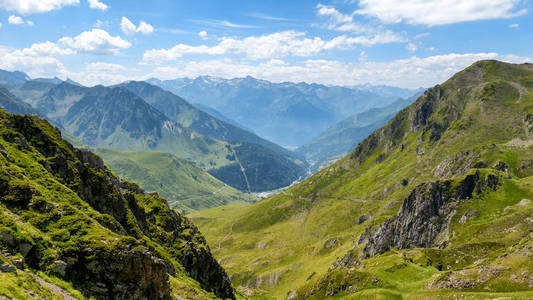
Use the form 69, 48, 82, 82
0, 0, 531, 88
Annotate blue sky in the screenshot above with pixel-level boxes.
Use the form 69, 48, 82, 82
0, 0, 531, 88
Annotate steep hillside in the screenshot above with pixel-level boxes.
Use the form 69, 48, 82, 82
191, 60, 533, 298
0, 108, 235, 299
148, 76, 404, 147
95, 148, 256, 213
297, 96, 416, 171
7, 80, 57, 109
0, 70, 29, 86
0, 85, 38, 116
120, 81, 301, 161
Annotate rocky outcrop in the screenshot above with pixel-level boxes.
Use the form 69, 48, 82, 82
361, 171, 499, 258
0, 111, 235, 299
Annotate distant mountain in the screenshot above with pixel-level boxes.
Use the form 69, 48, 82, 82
193, 102, 252, 132
95, 148, 256, 213
148, 76, 414, 147
297, 95, 419, 170
0, 69, 30, 86
119, 81, 301, 160
0, 84, 38, 115
351, 83, 425, 99
8, 80, 57, 108
61, 85, 307, 192
32, 76, 63, 84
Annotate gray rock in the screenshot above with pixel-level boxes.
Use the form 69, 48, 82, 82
361, 171, 499, 258
52, 260, 68, 276
0, 263, 16, 274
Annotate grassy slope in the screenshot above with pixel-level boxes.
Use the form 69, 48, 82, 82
190, 60, 533, 299
95, 148, 256, 213
297, 97, 414, 171
0, 109, 233, 299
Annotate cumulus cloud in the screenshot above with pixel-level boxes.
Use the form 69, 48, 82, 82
59, 28, 131, 54
121, 17, 153, 36
356, 0, 527, 26
88, 0, 107, 11
0, 0, 79, 14
17, 41, 75, 56
8, 15, 23, 24
143, 30, 405, 62
147, 53, 530, 89
509, 23, 519, 28
198, 30, 208, 40
0, 44, 67, 78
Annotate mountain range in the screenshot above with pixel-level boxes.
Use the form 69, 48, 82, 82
147, 76, 419, 147
2, 76, 308, 194
191, 60, 533, 298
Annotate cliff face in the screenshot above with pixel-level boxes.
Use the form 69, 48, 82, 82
360, 170, 500, 258
0, 110, 234, 299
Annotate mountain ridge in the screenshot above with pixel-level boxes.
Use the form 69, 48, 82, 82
191, 60, 533, 298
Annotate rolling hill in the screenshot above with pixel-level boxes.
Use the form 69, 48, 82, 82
190, 60, 533, 298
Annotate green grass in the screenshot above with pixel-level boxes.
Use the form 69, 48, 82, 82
94, 148, 256, 213
0, 109, 233, 299
191, 60, 533, 298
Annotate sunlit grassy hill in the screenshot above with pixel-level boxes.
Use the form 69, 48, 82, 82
191, 60, 533, 299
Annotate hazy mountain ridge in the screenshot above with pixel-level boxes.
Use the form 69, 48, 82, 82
148, 76, 418, 147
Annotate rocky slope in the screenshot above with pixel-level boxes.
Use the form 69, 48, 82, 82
0, 108, 234, 299
0, 85, 39, 116
191, 60, 533, 298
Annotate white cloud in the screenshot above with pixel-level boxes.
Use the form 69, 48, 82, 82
120, 16, 136, 36
0, 44, 67, 79
317, 3, 353, 25
8, 15, 34, 25
121, 16, 153, 36
59, 28, 131, 54
17, 41, 75, 56
509, 23, 519, 28
0, 22, 2, 29
406, 43, 417, 52
88, 0, 107, 11
143, 30, 405, 62
198, 30, 207, 40
8, 15, 23, 24
136, 21, 153, 35
356, 0, 527, 26
67, 62, 135, 86
0, 0, 79, 14
147, 53, 530, 89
